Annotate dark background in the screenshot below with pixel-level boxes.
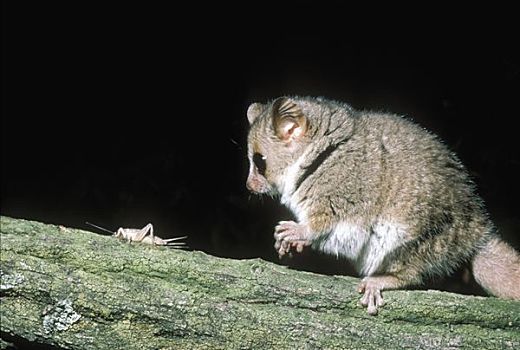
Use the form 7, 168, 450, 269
2, 3, 519, 289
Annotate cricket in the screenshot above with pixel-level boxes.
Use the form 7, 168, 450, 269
86, 222, 187, 248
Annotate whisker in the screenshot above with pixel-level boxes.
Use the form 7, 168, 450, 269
229, 138, 243, 150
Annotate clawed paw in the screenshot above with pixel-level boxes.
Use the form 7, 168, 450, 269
274, 221, 311, 258
358, 278, 386, 315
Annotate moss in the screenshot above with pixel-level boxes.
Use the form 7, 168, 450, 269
1, 216, 520, 349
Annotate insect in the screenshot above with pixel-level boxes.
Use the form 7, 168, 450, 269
86, 222, 187, 248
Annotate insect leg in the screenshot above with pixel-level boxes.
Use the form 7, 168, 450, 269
132, 224, 152, 242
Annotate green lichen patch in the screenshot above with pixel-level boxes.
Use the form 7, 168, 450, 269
1, 215, 520, 349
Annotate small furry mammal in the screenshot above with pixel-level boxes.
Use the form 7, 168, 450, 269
245, 96, 520, 314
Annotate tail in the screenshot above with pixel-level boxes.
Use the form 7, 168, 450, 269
471, 236, 520, 300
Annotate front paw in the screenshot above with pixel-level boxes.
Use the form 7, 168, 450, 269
274, 221, 311, 258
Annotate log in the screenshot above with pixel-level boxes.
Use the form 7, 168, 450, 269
1, 216, 519, 349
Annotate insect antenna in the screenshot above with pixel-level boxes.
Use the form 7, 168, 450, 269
85, 222, 114, 235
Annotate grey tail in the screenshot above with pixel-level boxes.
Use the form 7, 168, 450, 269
472, 236, 520, 300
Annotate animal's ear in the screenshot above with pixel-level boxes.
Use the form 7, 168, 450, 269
247, 103, 264, 124
272, 97, 307, 142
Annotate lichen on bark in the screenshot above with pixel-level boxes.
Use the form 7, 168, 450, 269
1, 216, 519, 349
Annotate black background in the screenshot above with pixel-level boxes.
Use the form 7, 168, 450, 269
2, 3, 519, 289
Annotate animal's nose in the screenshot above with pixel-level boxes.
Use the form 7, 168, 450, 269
246, 179, 255, 192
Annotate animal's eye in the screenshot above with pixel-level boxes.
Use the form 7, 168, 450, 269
253, 152, 267, 176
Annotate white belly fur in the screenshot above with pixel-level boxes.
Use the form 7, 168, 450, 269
279, 153, 308, 222
318, 220, 407, 276
278, 156, 406, 275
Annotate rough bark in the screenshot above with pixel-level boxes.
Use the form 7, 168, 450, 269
1, 216, 519, 350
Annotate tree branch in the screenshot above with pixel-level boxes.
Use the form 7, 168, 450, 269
1, 216, 519, 349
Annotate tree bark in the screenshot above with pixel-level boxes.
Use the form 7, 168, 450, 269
1, 216, 519, 349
